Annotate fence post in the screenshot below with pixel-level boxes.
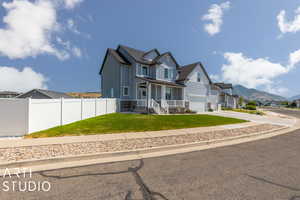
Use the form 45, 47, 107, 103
106, 98, 108, 114
60, 98, 64, 126
95, 98, 97, 117
26, 98, 31, 135
81, 97, 83, 120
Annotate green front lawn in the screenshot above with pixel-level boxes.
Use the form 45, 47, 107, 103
26, 113, 247, 138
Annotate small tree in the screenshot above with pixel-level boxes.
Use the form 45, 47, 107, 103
238, 97, 244, 107
246, 101, 257, 110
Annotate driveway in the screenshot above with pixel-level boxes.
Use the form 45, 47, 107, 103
1, 109, 300, 200
210, 110, 297, 127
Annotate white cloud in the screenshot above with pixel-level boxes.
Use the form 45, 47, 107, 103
221, 53, 287, 88
0, 0, 84, 60
218, 50, 300, 94
210, 74, 221, 82
56, 37, 82, 58
67, 19, 80, 34
62, 0, 83, 9
72, 47, 82, 57
288, 49, 300, 69
0, 0, 60, 59
277, 7, 300, 34
0, 66, 47, 92
202, 1, 231, 36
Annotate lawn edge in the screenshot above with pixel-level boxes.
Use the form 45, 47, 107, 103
0, 124, 294, 175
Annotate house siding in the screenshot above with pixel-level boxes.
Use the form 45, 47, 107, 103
101, 53, 121, 98
155, 55, 177, 82
120, 65, 135, 99
184, 64, 210, 101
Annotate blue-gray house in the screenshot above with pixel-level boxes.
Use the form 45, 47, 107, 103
99, 45, 229, 113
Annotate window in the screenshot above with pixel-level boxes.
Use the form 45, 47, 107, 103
142, 66, 148, 76
164, 68, 169, 79
166, 87, 172, 100
197, 72, 201, 82
123, 87, 129, 96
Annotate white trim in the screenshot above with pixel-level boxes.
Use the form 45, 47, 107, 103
188, 94, 207, 97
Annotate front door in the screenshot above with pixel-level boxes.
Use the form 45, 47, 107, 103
138, 87, 147, 99
166, 87, 172, 100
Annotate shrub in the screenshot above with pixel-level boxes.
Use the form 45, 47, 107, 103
222, 107, 232, 111
208, 108, 214, 112
245, 105, 256, 110
247, 101, 257, 106
186, 109, 197, 114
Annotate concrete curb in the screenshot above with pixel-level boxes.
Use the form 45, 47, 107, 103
0, 124, 296, 175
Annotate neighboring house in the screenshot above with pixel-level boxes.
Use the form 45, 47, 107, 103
67, 92, 101, 98
295, 99, 300, 108
100, 45, 230, 113
214, 83, 239, 109
0, 91, 21, 98
17, 89, 72, 99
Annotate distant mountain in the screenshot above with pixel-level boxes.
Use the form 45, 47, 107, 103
289, 95, 300, 101
233, 85, 287, 102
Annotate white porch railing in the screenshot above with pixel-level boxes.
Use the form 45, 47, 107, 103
164, 100, 185, 108
150, 99, 163, 114
136, 99, 147, 107
161, 100, 169, 114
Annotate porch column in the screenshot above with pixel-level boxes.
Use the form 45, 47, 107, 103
161, 85, 166, 101
148, 83, 151, 107
182, 87, 185, 101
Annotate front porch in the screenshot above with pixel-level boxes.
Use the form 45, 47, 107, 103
120, 78, 188, 114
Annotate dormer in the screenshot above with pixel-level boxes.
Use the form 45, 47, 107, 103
143, 49, 160, 61
154, 52, 180, 68
154, 52, 180, 82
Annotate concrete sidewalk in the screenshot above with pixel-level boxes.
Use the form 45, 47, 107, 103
0, 111, 295, 148
0, 122, 258, 148
0, 111, 297, 173
210, 110, 297, 127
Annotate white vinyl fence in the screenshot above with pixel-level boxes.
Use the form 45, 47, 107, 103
0, 98, 117, 137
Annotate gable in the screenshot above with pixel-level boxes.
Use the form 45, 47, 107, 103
187, 64, 210, 84
156, 53, 179, 68
99, 48, 130, 75
143, 49, 160, 61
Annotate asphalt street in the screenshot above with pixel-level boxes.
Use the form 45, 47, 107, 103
1, 108, 300, 200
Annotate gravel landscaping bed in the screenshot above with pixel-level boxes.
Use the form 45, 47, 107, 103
0, 124, 283, 163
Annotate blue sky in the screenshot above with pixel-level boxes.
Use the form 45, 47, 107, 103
1, 0, 300, 97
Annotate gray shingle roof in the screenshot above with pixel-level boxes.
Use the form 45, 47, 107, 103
177, 63, 198, 81
0, 91, 20, 95
177, 62, 212, 83
136, 77, 185, 87
18, 89, 72, 99
215, 83, 233, 89
108, 48, 130, 65
119, 45, 154, 65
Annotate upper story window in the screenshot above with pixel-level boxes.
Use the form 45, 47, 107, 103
142, 66, 148, 76
164, 68, 169, 79
197, 72, 201, 82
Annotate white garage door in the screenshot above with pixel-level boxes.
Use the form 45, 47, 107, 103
190, 101, 205, 113
188, 95, 207, 113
